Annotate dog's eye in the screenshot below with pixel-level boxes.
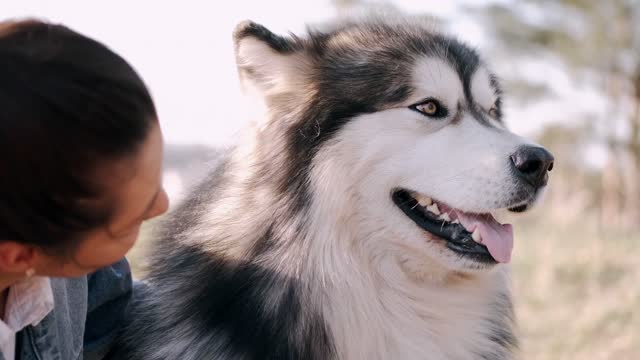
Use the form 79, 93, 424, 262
411, 99, 448, 118
418, 101, 438, 115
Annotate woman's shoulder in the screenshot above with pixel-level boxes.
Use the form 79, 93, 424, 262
49, 258, 132, 310
23, 259, 133, 360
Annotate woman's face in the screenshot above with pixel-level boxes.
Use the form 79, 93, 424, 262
35, 123, 169, 277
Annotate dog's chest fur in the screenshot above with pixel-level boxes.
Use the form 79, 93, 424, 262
320, 266, 516, 360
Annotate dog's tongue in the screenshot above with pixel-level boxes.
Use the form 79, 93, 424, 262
455, 212, 514, 263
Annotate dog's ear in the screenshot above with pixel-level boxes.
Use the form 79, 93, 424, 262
233, 20, 307, 95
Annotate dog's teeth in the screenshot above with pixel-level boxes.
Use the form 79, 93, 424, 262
451, 219, 460, 224
418, 196, 432, 207
471, 228, 482, 243
426, 203, 440, 215
440, 213, 451, 222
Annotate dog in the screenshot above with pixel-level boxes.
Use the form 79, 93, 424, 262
113, 15, 554, 360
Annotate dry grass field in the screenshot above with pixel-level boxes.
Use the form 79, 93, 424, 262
510, 213, 640, 359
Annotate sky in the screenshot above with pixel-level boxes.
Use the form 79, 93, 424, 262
0, 0, 338, 146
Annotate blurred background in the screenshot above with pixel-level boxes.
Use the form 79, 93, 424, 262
2, 0, 639, 359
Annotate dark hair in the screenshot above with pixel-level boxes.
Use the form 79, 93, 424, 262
0, 19, 157, 250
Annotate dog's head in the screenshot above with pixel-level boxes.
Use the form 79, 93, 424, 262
233, 16, 553, 274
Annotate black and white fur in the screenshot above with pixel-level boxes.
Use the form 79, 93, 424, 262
114, 15, 551, 360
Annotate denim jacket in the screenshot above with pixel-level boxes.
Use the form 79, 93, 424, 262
0, 259, 133, 360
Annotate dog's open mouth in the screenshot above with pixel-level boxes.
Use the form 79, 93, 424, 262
392, 189, 514, 264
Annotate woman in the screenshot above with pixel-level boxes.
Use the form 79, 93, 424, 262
0, 19, 169, 359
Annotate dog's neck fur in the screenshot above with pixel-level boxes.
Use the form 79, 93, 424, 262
187, 126, 517, 360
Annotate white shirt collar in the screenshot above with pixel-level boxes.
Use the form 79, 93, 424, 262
0, 276, 54, 358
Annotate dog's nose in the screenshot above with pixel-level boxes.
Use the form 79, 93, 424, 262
510, 146, 554, 188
